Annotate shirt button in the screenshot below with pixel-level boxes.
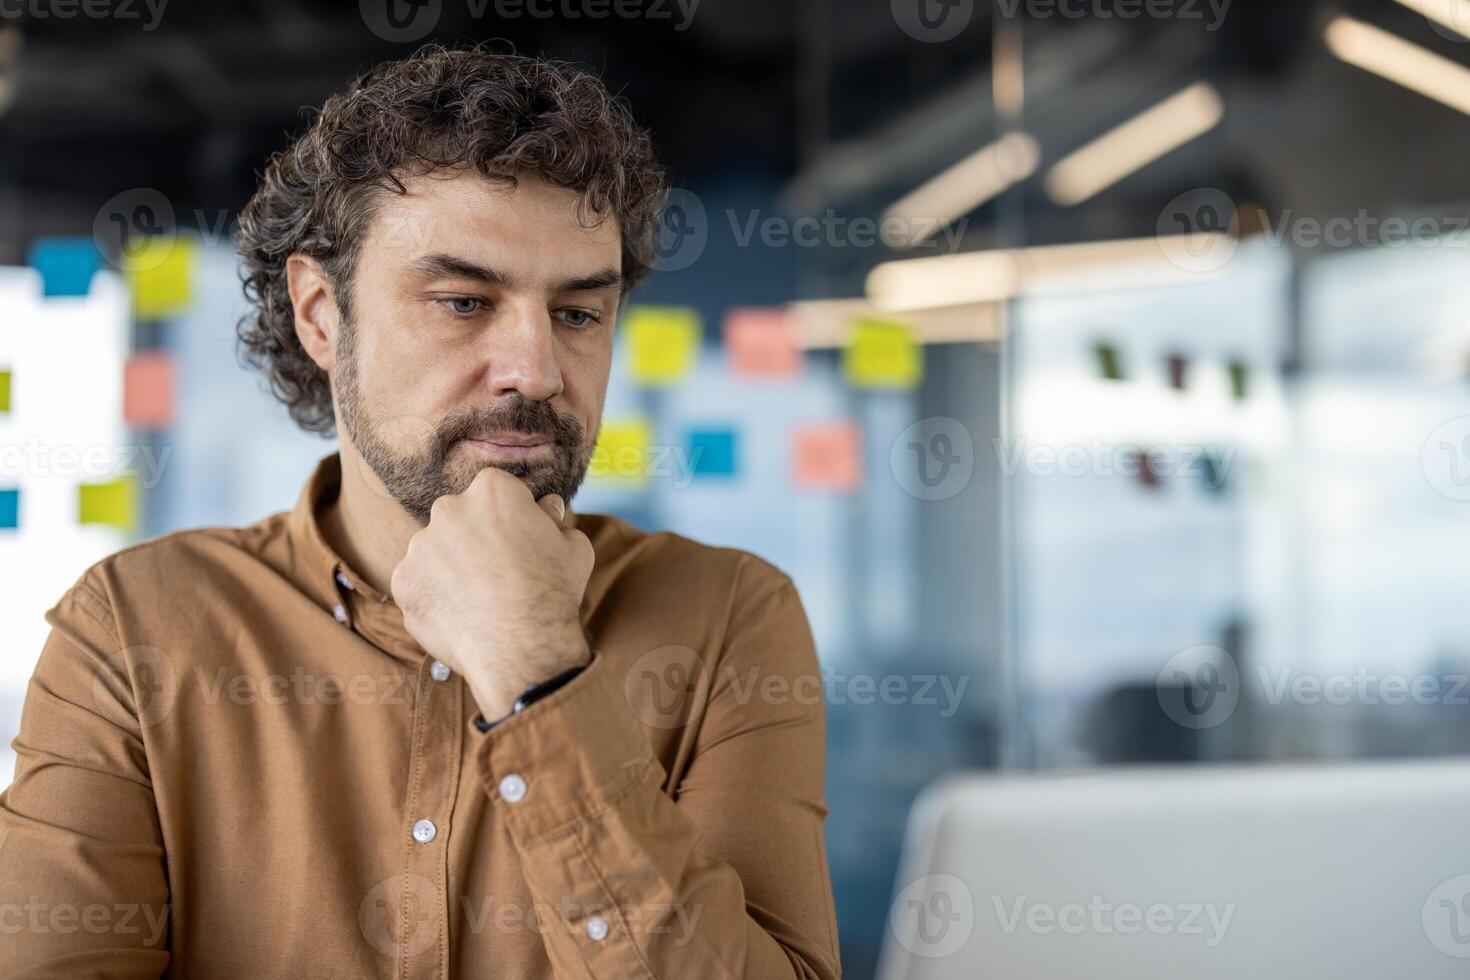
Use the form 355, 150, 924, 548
334, 570, 355, 591
586, 916, 609, 942
411, 818, 437, 844
332, 603, 348, 623
498, 773, 528, 803
429, 660, 451, 682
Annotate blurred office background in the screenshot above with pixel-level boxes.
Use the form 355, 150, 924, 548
4, 0, 1470, 975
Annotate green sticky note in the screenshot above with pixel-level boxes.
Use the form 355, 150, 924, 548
0, 369, 10, 414
79, 475, 139, 531
1095, 341, 1123, 381
1227, 359, 1249, 401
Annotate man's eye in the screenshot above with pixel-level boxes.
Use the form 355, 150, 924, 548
557, 308, 601, 329
441, 297, 484, 316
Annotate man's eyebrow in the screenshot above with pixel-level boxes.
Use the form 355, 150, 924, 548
406, 253, 510, 286
551, 268, 624, 294
405, 255, 622, 295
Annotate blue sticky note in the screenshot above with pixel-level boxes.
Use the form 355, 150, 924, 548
0, 488, 18, 529
689, 429, 737, 479
28, 238, 102, 298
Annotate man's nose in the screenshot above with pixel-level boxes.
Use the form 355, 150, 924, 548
479, 304, 564, 403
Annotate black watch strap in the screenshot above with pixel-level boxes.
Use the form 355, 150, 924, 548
473, 663, 587, 733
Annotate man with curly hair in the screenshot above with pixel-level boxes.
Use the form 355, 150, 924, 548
0, 46, 840, 979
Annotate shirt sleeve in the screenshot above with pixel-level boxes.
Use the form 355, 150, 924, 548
0, 574, 172, 978
471, 564, 841, 980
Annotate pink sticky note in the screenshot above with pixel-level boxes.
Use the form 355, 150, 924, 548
124, 351, 176, 429
793, 422, 863, 492
724, 307, 802, 379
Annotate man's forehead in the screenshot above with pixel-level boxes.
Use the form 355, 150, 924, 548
365, 170, 622, 257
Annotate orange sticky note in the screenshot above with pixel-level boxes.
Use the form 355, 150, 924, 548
793, 422, 863, 492
124, 351, 176, 429
724, 307, 802, 379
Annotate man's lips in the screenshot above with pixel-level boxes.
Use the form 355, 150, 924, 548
467, 432, 552, 448
461, 434, 554, 459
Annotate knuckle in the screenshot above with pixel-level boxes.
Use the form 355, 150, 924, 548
471, 467, 510, 492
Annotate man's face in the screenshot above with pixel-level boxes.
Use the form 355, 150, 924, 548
332, 170, 623, 524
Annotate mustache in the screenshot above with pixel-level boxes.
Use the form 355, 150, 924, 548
433, 397, 585, 455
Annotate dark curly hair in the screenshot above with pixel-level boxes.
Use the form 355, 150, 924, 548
235, 44, 668, 435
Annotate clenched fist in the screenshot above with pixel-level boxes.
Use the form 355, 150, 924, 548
390, 467, 594, 721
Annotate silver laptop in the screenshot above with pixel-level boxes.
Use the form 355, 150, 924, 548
877, 760, 1470, 979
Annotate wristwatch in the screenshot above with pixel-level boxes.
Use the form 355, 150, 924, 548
473, 663, 587, 733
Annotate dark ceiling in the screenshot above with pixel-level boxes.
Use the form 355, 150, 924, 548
3, 0, 1470, 268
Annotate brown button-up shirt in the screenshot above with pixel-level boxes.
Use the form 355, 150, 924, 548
0, 455, 839, 979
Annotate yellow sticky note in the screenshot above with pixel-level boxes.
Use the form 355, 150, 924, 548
0, 369, 11, 413
843, 317, 922, 390
123, 237, 196, 320
78, 475, 139, 531
589, 419, 652, 487
627, 306, 699, 386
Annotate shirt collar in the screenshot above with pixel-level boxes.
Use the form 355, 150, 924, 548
286, 453, 359, 591
285, 453, 424, 658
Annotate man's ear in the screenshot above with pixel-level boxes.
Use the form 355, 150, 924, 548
286, 254, 339, 373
